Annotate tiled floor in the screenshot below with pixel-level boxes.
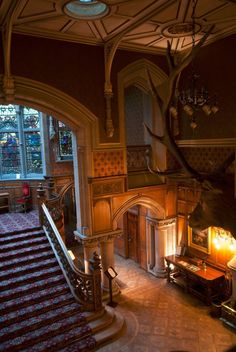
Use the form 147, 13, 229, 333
98, 255, 236, 352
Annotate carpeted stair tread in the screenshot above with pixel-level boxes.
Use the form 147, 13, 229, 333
0, 242, 51, 260
0, 249, 54, 269
0, 302, 85, 343
0, 227, 99, 352
0, 256, 58, 280
0, 226, 42, 236
0, 272, 66, 303
0, 235, 48, 252
0, 283, 70, 314
0, 311, 93, 352
0, 265, 62, 290
0, 292, 75, 328
0, 229, 44, 244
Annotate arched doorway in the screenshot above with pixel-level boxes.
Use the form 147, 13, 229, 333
113, 196, 176, 277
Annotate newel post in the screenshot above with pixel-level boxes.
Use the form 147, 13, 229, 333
89, 252, 103, 311
37, 183, 46, 227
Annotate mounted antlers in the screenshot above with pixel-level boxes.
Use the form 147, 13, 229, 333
145, 27, 236, 239
145, 25, 215, 181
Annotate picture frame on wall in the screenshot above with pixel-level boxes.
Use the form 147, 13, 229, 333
188, 227, 211, 254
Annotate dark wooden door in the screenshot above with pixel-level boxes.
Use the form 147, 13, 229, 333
127, 211, 139, 262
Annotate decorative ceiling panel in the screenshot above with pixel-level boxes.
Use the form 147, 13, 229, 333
116, 0, 157, 18
150, 2, 180, 24
17, 0, 56, 20
23, 17, 68, 31
101, 15, 129, 35
1, 0, 236, 54
124, 23, 159, 37
66, 21, 98, 37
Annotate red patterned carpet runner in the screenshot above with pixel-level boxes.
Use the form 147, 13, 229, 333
0, 227, 97, 351
0, 210, 40, 234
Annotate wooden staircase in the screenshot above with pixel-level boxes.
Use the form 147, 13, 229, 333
0, 228, 124, 351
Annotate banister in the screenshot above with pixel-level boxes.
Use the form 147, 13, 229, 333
41, 203, 103, 312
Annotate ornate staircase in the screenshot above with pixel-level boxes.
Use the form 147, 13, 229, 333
0, 227, 124, 351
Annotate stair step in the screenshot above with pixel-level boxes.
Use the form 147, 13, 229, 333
1, 311, 93, 352
89, 307, 114, 333
0, 229, 44, 244
0, 265, 62, 291
0, 225, 104, 352
94, 307, 125, 347
0, 292, 75, 328
0, 283, 70, 315
0, 226, 41, 237
0, 273, 66, 303
0, 236, 47, 252
0, 250, 54, 270
0, 257, 58, 280
0, 242, 51, 261
0, 302, 85, 343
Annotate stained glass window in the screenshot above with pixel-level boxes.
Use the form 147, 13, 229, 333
58, 121, 73, 160
0, 105, 44, 179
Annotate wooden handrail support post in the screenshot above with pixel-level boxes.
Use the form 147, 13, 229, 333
89, 252, 103, 311
37, 183, 46, 227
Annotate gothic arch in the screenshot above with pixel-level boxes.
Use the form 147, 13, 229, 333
112, 195, 165, 230
117, 59, 168, 175
0, 75, 99, 151
0, 75, 99, 233
118, 58, 168, 146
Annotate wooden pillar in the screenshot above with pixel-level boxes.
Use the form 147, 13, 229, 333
100, 238, 115, 291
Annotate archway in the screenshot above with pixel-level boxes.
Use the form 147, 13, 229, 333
118, 59, 168, 180
0, 75, 99, 237
113, 195, 176, 277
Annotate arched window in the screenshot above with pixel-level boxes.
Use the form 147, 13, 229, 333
0, 104, 44, 179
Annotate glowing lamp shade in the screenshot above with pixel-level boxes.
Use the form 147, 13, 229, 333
64, 0, 109, 19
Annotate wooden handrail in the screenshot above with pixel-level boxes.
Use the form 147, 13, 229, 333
41, 203, 103, 312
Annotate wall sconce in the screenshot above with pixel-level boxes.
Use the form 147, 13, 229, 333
212, 227, 236, 251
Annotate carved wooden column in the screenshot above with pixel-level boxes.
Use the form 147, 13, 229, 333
75, 229, 122, 291
155, 224, 168, 277
100, 238, 115, 291
147, 217, 176, 277
156, 218, 176, 277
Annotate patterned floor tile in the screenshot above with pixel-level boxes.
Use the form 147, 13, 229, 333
97, 255, 236, 352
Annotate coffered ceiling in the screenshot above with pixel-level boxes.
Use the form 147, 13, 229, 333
1, 0, 236, 54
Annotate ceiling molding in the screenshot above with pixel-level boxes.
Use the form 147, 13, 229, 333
1, 0, 236, 54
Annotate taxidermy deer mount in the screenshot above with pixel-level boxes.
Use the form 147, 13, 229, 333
144, 26, 236, 240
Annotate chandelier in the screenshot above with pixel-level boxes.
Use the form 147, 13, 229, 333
175, 0, 219, 130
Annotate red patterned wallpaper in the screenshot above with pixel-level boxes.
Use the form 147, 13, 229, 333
93, 150, 125, 177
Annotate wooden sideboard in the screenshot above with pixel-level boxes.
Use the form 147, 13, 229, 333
0, 192, 9, 213
165, 255, 226, 305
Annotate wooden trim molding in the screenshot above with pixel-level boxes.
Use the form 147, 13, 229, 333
177, 138, 236, 147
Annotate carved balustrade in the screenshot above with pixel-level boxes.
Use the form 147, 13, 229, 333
41, 203, 102, 312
